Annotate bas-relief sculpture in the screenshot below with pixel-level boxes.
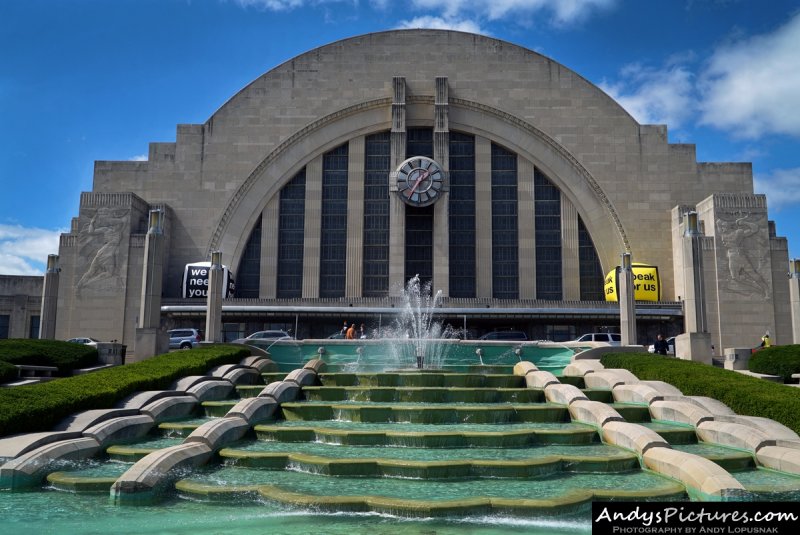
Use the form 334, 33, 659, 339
76, 207, 129, 295
716, 211, 772, 300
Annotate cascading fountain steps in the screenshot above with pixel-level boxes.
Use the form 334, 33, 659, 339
6, 343, 800, 529
561, 356, 800, 499
141, 357, 694, 514
0, 355, 277, 492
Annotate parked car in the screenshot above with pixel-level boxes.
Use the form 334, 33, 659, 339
648, 336, 676, 355
67, 337, 100, 347
232, 330, 293, 345
478, 331, 528, 341
168, 328, 204, 350
572, 332, 622, 346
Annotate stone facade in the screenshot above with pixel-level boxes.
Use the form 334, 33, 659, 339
44, 30, 793, 355
0, 276, 42, 339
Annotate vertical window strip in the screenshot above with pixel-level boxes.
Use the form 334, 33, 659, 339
578, 216, 604, 300
363, 131, 390, 296
236, 215, 262, 298
276, 169, 306, 298
535, 169, 562, 300
449, 132, 476, 297
491, 143, 519, 299
405, 128, 434, 287
319, 143, 349, 298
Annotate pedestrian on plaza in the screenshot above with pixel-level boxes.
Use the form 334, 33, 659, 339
653, 334, 669, 356
760, 331, 771, 348
340, 320, 348, 337
345, 323, 356, 340
359, 323, 367, 339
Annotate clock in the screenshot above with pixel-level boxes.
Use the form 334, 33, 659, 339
394, 157, 445, 207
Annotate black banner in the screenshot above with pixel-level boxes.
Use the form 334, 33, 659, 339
593, 502, 798, 535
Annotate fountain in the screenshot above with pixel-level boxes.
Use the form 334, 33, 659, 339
7, 283, 800, 533
261, 275, 581, 374
385, 275, 461, 370
4, 339, 800, 533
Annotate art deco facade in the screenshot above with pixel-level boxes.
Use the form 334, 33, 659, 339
45, 31, 793, 356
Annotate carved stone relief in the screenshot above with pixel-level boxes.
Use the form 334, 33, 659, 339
715, 210, 771, 300
76, 207, 130, 294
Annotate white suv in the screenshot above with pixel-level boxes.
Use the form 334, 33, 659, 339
574, 333, 622, 346
168, 328, 204, 350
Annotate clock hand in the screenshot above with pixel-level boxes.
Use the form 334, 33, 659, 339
408, 170, 430, 196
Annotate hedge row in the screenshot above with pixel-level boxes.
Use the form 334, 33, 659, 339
0, 344, 249, 437
600, 353, 800, 436
0, 361, 18, 384
0, 339, 99, 375
748, 345, 800, 382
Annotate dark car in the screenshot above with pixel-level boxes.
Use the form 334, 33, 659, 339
478, 331, 528, 341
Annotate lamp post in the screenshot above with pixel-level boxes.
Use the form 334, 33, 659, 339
205, 251, 224, 343
619, 252, 637, 346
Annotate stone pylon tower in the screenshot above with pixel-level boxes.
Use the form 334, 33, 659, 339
38, 254, 60, 340
134, 209, 169, 360
790, 259, 800, 343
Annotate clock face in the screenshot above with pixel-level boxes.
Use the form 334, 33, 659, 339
395, 157, 444, 207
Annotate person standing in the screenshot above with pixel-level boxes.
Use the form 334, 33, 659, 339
760, 331, 771, 348
345, 323, 356, 340
359, 323, 367, 339
653, 334, 669, 355
340, 320, 348, 337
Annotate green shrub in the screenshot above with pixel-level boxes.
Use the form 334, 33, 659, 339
0, 345, 249, 437
748, 345, 800, 382
0, 339, 98, 375
600, 353, 800, 436
0, 361, 18, 384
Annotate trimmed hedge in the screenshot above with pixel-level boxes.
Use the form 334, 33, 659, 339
600, 353, 800, 436
748, 345, 800, 382
0, 345, 249, 437
0, 339, 98, 375
0, 361, 18, 384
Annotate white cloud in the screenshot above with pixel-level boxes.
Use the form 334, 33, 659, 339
410, 0, 617, 25
0, 224, 64, 276
233, 0, 308, 10
396, 15, 485, 34
231, 0, 618, 25
699, 13, 800, 138
599, 62, 696, 128
754, 167, 800, 211
128, 154, 148, 162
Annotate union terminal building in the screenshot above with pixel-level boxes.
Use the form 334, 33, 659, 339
49, 30, 796, 357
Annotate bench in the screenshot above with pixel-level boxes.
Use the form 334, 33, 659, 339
14, 364, 58, 378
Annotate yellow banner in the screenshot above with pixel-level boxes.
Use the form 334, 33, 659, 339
604, 263, 661, 302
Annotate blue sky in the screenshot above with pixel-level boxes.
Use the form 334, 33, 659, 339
1, 0, 798, 275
